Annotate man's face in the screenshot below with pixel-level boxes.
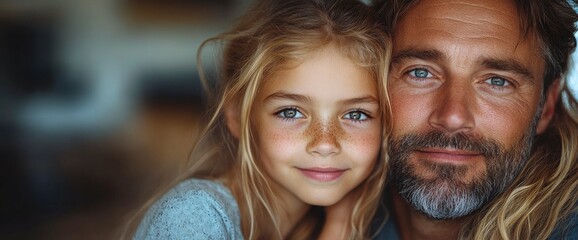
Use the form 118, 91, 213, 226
388, 0, 551, 219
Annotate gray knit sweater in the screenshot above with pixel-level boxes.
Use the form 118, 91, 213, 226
134, 179, 243, 240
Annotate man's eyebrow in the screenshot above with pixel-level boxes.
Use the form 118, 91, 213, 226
392, 49, 537, 84
264, 92, 311, 103
392, 49, 444, 64
481, 58, 536, 84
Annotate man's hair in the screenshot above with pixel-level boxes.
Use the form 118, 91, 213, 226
374, 0, 578, 238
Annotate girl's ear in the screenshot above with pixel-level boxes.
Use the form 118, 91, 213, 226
536, 79, 560, 135
225, 105, 241, 139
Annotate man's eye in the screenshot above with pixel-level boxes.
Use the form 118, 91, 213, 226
277, 108, 304, 119
343, 111, 369, 121
408, 68, 433, 78
485, 77, 510, 87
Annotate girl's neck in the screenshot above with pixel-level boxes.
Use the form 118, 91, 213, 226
318, 194, 354, 239
272, 182, 311, 237
222, 172, 311, 238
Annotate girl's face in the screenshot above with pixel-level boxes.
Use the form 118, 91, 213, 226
252, 44, 382, 207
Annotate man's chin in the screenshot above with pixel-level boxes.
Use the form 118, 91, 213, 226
398, 175, 491, 220
411, 160, 475, 183
389, 127, 537, 220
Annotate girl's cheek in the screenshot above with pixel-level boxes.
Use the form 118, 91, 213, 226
263, 129, 304, 151
349, 132, 381, 153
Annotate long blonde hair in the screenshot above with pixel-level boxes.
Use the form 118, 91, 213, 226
125, 0, 392, 239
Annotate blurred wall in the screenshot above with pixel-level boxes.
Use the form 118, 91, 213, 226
1, 0, 248, 239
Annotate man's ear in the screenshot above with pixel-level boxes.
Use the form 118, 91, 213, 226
536, 79, 560, 134
225, 105, 241, 139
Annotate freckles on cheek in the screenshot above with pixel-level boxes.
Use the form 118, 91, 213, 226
346, 131, 382, 154
264, 129, 302, 152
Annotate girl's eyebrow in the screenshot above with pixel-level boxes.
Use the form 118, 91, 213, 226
264, 92, 378, 105
264, 92, 312, 104
340, 96, 379, 105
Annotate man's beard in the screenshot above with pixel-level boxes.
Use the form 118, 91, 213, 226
388, 122, 537, 220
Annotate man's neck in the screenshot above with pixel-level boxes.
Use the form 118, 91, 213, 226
391, 189, 463, 240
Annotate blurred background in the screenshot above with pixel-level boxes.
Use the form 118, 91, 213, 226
1, 0, 249, 239
0, 0, 577, 239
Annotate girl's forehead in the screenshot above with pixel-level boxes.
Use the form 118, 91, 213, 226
257, 45, 377, 100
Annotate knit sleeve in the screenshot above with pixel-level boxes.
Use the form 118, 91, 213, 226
134, 179, 243, 240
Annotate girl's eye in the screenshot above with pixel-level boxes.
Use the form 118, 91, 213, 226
408, 68, 433, 78
485, 76, 511, 87
276, 108, 304, 119
343, 110, 369, 121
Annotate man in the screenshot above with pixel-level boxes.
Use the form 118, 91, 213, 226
372, 0, 578, 239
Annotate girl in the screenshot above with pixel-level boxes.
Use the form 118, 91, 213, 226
129, 0, 391, 239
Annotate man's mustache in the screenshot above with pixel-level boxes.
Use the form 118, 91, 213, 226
389, 131, 505, 159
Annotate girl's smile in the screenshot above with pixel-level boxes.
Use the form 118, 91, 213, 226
296, 167, 348, 183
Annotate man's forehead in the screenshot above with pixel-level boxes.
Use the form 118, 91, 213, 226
395, 0, 521, 38
391, 0, 545, 83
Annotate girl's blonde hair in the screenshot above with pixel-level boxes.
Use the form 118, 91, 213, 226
124, 0, 392, 239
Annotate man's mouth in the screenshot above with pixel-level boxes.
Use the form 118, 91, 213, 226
414, 148, 483, 163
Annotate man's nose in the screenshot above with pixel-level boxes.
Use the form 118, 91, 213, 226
306, 120, 342, 157
428, 80, 475, 134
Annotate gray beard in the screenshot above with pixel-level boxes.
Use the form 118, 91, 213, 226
388, 123, 537, 220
